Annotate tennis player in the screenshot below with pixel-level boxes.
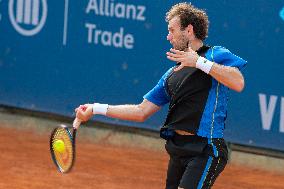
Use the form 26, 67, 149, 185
75, 2, 247, 189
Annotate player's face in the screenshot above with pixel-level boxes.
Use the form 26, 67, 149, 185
167, 16, 189, 51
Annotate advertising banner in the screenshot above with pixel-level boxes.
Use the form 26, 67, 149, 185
0, 0, 283, 151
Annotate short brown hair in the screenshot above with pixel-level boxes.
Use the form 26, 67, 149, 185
166, 2, 209, 41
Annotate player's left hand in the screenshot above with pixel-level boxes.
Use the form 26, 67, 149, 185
166, 47, 199, 71
75, 104, 93, 122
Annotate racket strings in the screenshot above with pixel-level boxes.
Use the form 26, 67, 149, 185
51, 128, 73, 172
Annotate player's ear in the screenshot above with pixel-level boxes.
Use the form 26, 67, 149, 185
186, 24, 194, 35
186, 24, 196, 40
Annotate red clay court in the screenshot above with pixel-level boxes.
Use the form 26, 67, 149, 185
0, 123, 284, 189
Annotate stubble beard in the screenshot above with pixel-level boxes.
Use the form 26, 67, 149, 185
174, 34, 189, 51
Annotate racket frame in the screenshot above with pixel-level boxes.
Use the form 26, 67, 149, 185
50, 124, 77, 173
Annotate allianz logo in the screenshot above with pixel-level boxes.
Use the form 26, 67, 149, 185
8, 0, 47, 36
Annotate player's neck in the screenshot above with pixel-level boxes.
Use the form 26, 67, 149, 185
189, 39, 203, 51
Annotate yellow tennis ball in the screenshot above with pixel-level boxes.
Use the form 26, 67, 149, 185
53, 139, 65, 153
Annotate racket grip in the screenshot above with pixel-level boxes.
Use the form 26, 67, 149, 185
73, 118, 82, 129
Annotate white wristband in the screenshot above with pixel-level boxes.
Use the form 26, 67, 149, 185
196, 56, 214, 74
92, 103, 109, 115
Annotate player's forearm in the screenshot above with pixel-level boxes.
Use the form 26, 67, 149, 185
76, 100, 160, 123
209, 63, 245, 92
106, 104, 148, 122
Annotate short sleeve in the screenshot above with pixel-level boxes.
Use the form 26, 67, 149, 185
143, 68, 173, 106
206, 46, 247, 71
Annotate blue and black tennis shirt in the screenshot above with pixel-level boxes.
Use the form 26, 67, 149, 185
144, 46, 247, 141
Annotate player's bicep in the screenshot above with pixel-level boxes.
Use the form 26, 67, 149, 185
138, 99, 161, 119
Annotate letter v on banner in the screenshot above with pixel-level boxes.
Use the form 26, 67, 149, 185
259, 93, 278, 131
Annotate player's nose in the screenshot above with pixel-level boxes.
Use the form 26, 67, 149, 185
167, 33, 173, 41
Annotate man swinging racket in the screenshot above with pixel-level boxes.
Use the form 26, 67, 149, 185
75, 2, 247, 189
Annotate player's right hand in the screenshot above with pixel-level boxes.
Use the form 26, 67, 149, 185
75, 104, 93, 122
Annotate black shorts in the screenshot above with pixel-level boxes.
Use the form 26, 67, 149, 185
165, 134, 228, 189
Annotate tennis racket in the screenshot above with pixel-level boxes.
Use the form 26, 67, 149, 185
50, 118, 81, 173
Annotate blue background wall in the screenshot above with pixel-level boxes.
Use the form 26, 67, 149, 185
0, 0, 284, 151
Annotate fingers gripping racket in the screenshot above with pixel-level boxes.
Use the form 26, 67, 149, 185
50, 118, 81, 173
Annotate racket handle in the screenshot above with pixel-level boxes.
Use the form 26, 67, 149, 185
73, 118, 82, 129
